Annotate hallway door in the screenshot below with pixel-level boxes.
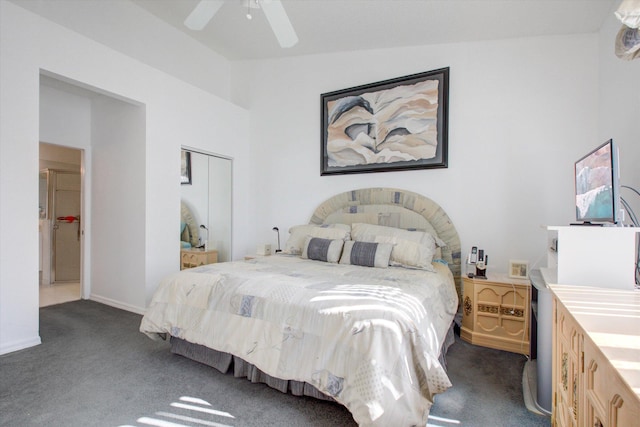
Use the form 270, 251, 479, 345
52, 171, 81, 282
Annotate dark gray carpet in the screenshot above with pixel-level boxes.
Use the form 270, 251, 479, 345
0, 300, 550, 426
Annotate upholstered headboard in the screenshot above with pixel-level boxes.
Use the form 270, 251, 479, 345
309, 188, 462, 301
180, 201, 199, 248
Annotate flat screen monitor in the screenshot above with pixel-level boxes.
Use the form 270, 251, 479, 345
574, 139, 620, 224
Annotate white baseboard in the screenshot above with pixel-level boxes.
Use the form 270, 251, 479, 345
90, 294, 146, 315
0, 336, 42, 355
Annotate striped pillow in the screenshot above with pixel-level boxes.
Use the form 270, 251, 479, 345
351, 223, 438, 271
339, 241, 393, 268
284, 224, 351, 255
302, 237, 344, 263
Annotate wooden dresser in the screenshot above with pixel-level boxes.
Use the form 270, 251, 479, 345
551, 285, 640, 427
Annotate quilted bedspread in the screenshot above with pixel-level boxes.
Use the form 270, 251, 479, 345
140, 255, 458, 426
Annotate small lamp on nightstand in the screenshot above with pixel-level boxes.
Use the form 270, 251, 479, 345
200, 224, 209, 250
272, 226, 282, 253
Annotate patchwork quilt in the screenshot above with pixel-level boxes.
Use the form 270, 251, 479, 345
140, 255, 458, 426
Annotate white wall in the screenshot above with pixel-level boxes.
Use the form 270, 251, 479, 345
0, 1, 251, 354
40, 143, 83, 171
40, 85, 92, 150
234, 34, 600, 274
0, 1, 42, 354
90, 97, 147, 310
11, 0, 232, 101
598, 10, 640, 221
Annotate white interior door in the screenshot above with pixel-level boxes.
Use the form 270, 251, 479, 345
208, 155, 232, 262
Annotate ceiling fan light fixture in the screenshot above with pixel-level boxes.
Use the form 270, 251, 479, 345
184, 0, 298, 49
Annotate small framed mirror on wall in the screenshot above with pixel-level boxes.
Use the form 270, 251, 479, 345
180, 148, 232, 264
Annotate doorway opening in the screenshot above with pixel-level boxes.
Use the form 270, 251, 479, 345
39, 144, 83, 307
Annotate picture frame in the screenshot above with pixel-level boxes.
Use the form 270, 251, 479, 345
509, 260, 529, 279
320, 67, 449, 175
181, 150, 192, 185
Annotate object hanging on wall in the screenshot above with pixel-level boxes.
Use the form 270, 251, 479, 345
615, 25, 640, 60
614, 0, 640, 60
181, 150, 192, 185
320, 67, 449, 175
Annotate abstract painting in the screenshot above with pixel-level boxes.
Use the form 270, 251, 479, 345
321, 68, 449, 175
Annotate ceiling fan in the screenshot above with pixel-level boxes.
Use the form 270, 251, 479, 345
184, 0, 298, 48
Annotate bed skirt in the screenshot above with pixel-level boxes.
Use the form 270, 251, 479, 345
168, 322, 456, 404
169, 336, 335, 401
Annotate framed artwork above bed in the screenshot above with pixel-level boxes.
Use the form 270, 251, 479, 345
321, 67, 449, 175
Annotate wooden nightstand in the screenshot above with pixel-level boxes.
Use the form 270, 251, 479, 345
461, 273, 531, 355
180, 249, 218, 270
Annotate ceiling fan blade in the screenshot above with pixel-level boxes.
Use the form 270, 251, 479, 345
260, 0, 298, 48
184, 0, 224, 31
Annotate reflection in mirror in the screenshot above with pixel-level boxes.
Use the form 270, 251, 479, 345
180, 149, 232, 263
39, 170, 49, 219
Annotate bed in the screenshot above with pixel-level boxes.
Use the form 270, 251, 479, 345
141, 188, 462, 426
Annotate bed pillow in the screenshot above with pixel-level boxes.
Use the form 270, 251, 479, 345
350, 223, 437, 271
302, 237, 344, 263
339, 240, 393, 268
283, 224, 351, 255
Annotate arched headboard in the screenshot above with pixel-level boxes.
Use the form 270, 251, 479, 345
309, 188, 462, 301
180, 201, 199, 248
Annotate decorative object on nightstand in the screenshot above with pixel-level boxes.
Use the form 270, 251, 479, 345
466, 246, 487, 278
475, 260, 486, 277
256, 244, 271, 256
272, 226, 281, 253
509, 259, 529, 279
180, 248, 218, 270
461, 272, 531, 356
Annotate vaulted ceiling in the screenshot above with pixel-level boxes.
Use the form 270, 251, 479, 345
131, 0, 618, 60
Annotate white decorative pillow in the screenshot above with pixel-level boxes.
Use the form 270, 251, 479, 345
283, 224, 351, 255
339, 240, 393, 268
302, 236, 344, 263
351, 223, 437, 271
369, 235, 436, 271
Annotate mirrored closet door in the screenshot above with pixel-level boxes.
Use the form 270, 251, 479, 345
180, 149, 232, 262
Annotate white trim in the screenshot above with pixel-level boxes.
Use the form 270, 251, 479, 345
90, 294, 146, 315
0, 336, 42, 356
